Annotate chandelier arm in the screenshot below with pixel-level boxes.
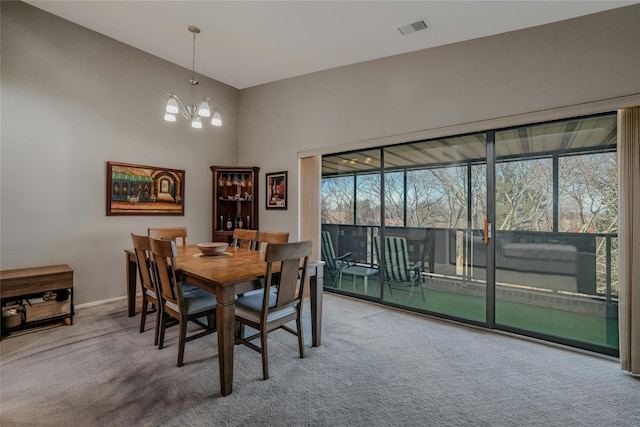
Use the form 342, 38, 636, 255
168, 93, 194, 120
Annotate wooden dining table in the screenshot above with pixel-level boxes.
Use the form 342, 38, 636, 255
124, 244, 324, 396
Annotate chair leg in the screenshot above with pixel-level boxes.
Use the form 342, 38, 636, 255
153, 304, 161, 346
261, 327, 269, 380
408, 283, 415, 302
207, 312, 216, 331
238, 323, 246, 340
158, 312, 167, 350
297, 316, 305, 359
140, 297, 148, 333
177, 319, 187, 367
372, 275, 380, 295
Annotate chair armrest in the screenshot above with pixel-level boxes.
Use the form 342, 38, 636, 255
336, 252, 352, 261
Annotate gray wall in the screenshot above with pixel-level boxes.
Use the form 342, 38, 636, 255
239, 4, 640, 242
1, 2, 239, 304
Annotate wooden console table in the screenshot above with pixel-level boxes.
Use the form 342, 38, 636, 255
0, 264, 74, 337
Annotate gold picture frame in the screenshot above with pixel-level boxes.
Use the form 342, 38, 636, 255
106, 161, 185, 216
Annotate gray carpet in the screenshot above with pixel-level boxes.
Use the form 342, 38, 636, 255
1, 294, 639, 427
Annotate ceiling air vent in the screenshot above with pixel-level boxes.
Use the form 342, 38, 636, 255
398, 20, 428, 35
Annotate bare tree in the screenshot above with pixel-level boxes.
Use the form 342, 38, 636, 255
321, 176, 354, 224
495, 159, 552, 231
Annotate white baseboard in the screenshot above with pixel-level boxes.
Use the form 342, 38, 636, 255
75, 294, 140, 309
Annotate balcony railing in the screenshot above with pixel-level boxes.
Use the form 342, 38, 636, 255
322, 223, 618, 300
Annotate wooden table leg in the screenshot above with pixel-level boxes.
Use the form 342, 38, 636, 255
125, 252, 137, 317
216, 286, 237, 396
310, 262, 324, 347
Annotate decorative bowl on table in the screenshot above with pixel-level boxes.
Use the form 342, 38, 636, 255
197, 242, 229, 256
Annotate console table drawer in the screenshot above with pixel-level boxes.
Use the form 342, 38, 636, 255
0, 265, 73, 298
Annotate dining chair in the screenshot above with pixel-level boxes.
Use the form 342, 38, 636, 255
373, 235, 425, 302
234, 240, 312, 380
131, 233, 162, 346
232, 229, 258, 249
255, 230, 289, 251
149, 237, 217, 367
148, 227, 187, 246
320, 231, 353, 288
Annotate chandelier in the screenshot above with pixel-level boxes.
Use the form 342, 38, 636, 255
164, 26, 222, 128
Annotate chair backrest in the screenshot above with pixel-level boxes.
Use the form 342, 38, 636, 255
374, 236, 412, 282
320, 231, 338, 270
148, 227, 187, 246
232, 229, 258, 249
131, 233, 156, 295
149, 237, 183, 309
256, 231, 289, 251
264, 240, 312, 313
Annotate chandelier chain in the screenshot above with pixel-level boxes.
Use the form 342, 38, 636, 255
192, 30, 197, 83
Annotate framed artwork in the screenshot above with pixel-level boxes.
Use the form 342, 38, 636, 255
106, 161, 185, 216
266, 171, 287, 210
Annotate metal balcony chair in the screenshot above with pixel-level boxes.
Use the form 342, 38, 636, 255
374, 235, 425, 302
320, 231, 353, 288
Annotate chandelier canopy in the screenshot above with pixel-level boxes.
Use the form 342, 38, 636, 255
164, 26, 222, 129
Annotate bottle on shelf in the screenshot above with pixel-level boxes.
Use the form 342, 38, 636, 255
238, 216, 244, 229
226, 213, 233, 231
234, 216, 239, 229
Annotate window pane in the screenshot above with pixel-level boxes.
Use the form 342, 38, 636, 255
558, 152, 617, 234
321, 176, 354, 224
356, 173, 381, 226
383, 134, 486, 322
495, 158, 553, 232
559, 151, 618, 297
384, 171, 403, 226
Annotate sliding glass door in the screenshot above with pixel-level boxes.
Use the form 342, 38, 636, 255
493, 115, 618, 354
378, 135, 487, 322
321, 112, 618, 356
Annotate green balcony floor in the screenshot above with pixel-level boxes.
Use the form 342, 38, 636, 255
330, 275, 619, 351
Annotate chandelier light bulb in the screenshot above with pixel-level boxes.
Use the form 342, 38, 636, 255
164, 113, 176, 122
191, 117, 202, 129
211, 110, 222, 127
198, 99, 211, 117
165, 96, 179, 114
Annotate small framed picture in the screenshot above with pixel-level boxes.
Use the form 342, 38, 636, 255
266, 171, 287, 210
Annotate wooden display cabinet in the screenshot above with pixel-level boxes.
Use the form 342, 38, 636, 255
211, 166, 259, 243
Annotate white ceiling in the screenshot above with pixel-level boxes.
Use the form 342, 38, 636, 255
25, 1, 637, 89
